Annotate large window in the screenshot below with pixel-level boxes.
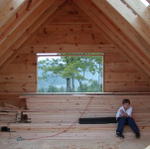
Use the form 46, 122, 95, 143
37, 53, 104, 93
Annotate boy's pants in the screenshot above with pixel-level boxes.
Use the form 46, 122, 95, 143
116, 117, 140, 134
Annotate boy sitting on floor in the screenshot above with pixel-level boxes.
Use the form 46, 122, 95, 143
116, 99, 140, 139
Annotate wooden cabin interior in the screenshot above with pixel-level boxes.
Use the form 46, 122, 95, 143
0, 0, 150, 148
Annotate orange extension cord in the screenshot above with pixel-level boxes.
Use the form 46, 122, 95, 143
16, 97, 94, 141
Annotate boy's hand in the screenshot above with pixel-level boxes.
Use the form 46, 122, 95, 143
120, 109, 128, 117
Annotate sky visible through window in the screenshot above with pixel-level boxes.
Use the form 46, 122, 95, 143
37, 53, 103, 93
140, 0, 149, 6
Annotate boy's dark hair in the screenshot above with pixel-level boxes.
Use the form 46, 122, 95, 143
122, 99, 130, 104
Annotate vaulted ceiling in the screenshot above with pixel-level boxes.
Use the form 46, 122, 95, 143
0, 0, 149, 76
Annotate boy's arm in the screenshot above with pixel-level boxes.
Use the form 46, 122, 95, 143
120, 107, 133, 117
116, 108, 121, 118
126, 107, 133, 117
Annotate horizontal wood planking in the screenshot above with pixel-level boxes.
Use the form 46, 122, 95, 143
0, 123, 150, 133
1, 94, 150, 126
91, 0, 150, 75
0, 1, 149, 93
0, 94, 150, 147
20, 94, 150, 124
0, 0, 46, 54
0, 93, 26, 108
0, 133, 150, 149
0, 0, 66, 68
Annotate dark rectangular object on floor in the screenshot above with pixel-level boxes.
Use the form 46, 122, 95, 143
79, 117, 117, 124
1, 126, 10, 132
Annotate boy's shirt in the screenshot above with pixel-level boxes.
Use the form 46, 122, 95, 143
116, 106, 133, 119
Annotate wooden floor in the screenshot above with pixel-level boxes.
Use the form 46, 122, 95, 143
0, 94, 150, 149
0, 131, 150, 149
0, 123, 150, 149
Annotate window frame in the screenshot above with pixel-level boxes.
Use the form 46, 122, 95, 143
36, 52, 105, 94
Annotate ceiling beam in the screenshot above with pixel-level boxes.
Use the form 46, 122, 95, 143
0, 0, 66, 69
0, 0, 44, 44
0, 0, 59, 61
0, 0, 25, 28
73, 0, 150, 77
90, 0, 150, 75
124, 0, 150, 26
105, 0, 150, 45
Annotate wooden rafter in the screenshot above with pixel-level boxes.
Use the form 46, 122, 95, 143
0, 0, 46, 60
105, 0, 150, 45
0, 0, 25, 28
0, 0, 43, 44
0, 0, 66, 67
0, 0, 149, 77
73, 0, 150, 77
123, 0, 150, 26
0, 0, 66, 68
90, 0, 150, 76
91, 0, 150, 54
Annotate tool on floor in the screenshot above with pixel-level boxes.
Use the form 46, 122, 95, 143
16, 111, 31, 123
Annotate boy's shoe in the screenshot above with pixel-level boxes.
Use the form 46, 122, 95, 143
116, 132, 125, 139
135, 133, 140, 139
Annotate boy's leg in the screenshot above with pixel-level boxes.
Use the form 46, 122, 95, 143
116, 117, 127, 135
127, 117, 140, 135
